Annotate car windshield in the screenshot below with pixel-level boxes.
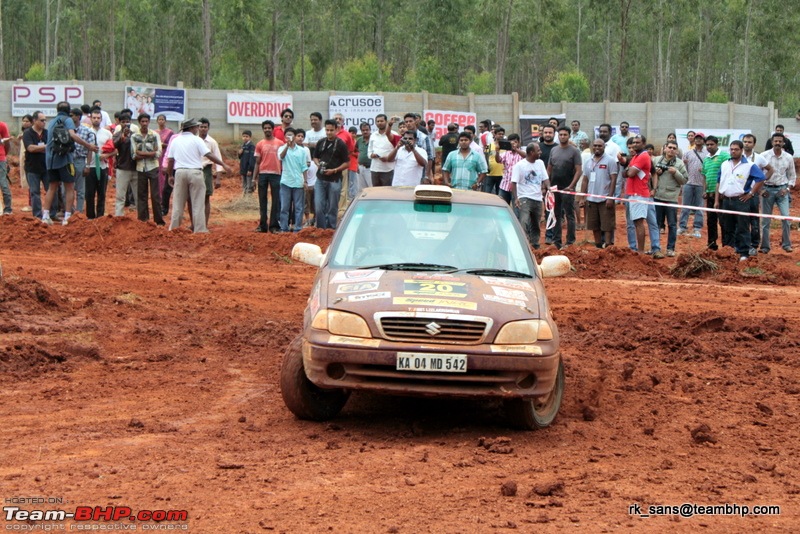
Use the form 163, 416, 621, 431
328, 199, 535, 276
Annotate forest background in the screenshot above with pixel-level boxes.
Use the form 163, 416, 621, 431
1, 0, 798, 114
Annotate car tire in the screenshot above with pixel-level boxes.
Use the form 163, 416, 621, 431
280, 335, 350, 421
503, 358, 564, 430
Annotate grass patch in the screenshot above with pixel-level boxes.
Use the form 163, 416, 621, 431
741, 267, 766, 277
272, 251, 293, 264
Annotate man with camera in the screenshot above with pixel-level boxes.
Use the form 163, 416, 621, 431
387, 130, 427, 187
113, 111, 139, 216
313, 119, 350, 229
652, 141, 687, 256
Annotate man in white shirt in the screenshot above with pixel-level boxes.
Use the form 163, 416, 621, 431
166, 118, 230, 233
387, 130, 427, 187
742, 133, 773, 249
303, 112, 326, 149
368, 114, 399, 186
86, 109, 114, 219
512, 142, 551, 249
759, 132, 797, 253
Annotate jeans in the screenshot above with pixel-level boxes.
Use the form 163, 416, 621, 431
0, 161, 11, 213
655, 200, 678, 251
625, 199, 661, 251
85, 167, 108, 219
315, 179, 342, 229
748, 194, 760, 248
257, 173, 281, 231
348, 170, 358, 202
706, 194, 721, 247
552, 192, 575, 248
137, 168, 164, 224
279, 185, 305, 232
721, 197, 752, 255
483, 175, 502, 195
517, 198, 543, 248
26, 171, 49, 218
73, 158, 86, 213
241, 173, 253, 194
760, 186, 791, 251
678, 184, 704, 230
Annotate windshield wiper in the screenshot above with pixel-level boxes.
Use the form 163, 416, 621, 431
445, 268, 532, 278
361, 263, 457, 271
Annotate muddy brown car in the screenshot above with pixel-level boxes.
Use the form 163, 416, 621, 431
280, 185, 571, 429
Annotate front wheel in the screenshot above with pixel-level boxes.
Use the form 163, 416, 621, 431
503, 359, 564, 430
280, 335, 350, 421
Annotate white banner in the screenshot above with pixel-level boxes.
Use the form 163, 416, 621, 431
12, 84, 84, 117
328, 95, 384, 129
675, 128, 751, 153
227, 93, 293, 124
423, 110, 476, 140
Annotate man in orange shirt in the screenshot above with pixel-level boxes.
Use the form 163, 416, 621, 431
251, 120, 284, 233
333, 113, 356, 213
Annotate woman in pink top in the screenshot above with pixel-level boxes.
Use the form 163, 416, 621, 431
156, 114, 175, 207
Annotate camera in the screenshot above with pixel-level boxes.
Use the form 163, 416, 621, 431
656, 163, 670, 173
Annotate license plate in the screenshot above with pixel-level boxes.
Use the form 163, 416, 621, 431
396, 353, 467, 373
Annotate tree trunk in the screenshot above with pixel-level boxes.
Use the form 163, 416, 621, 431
615, 0, 632, 101
109, 1, 116, 80
576, 0, 582, 70
269, 6, 280, 91
0, 0, 5, 80
495, 0, 514, 94
45, 0, 51, 74
203, 0, 212, 88
53, 0, 62, 67
300, 10, 305, 91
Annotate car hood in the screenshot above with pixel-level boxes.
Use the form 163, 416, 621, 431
324, 269, 542, 319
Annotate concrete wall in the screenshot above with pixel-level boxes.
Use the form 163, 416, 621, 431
1, 80, 776, 146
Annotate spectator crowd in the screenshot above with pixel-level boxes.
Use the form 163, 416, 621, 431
2, 104, 796, 260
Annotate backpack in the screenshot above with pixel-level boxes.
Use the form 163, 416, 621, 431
51, 117, 75, 156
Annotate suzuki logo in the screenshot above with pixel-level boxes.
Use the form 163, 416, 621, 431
425, 322, 442, 336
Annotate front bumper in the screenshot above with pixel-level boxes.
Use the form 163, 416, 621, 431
301, 331, 560, 399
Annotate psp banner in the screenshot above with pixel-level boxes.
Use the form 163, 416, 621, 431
227, 94, 293, 124
328, 95, 384, 129
124, 86, 186, 121
518, 114, 566, 145
12, 84, 84, 117
675, 128, 751, 153
423, 110, 476, 140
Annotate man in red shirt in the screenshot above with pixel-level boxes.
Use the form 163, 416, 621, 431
0, 120, 12, 213
273, 108, 294, 142
251, 120, 284, 233
333, 113, 356, 213
625, 135, 653, 252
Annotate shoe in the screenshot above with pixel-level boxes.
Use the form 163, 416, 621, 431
784, 246, 793, 253
545, 240, 553, 245
666, 249, 675, 257
691, 231, 702, 238
749, 248, 758, 257
739, 256, 749, 262
22, 206, 31, 212
652, 251, 665, 259
62, 217, 69, 226
759, 249, 769, 254
254, 227, 267, 233
660, 228, 665, 234
645, 250, 654, 255
677, 228, 686, 236
42, 216, 54, 225
708, 243, 718, 251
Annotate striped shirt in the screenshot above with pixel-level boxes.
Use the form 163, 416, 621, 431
702, 151, 730, 193
499, 150, 523, 192
442, 149, 488, 190
759, 149, 796, 187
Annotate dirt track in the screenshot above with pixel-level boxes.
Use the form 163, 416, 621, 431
2, 168, 800, 532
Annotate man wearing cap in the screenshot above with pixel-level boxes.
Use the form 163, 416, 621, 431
679, 132, 708, 237
165, 118, 230, 233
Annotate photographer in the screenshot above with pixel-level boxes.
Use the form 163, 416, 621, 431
652, 141, 687, 256
388, 130, 428, 186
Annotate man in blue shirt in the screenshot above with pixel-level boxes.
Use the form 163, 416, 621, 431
42, 101, 98, 225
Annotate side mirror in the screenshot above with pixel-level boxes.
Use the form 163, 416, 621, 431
539, 255, 571, 278
292, 243, 325, 267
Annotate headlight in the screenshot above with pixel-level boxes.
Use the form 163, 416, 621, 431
494, 320, 553, 344
311, 309, 371, 338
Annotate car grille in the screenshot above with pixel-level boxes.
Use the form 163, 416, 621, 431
377, 314, 491, 344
